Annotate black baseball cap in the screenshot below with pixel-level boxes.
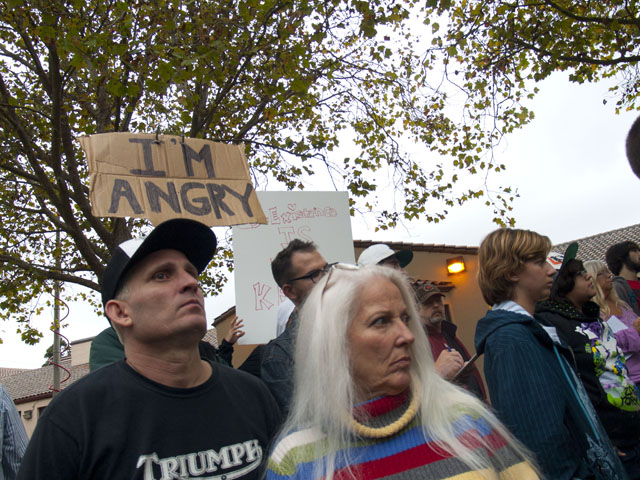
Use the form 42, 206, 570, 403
101, 219, 217, 306
548, 242, 579, 293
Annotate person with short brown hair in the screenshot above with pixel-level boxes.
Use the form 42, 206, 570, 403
261, 239, 331, 415
475, 229, 624, 479
477, 228, 552, 309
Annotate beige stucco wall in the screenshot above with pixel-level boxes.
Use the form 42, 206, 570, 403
71, 340, 91, 366
16, 397, 51, 438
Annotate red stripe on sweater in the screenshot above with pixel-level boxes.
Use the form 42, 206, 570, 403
333, 442, 449, 479
332, 427, 508, 479
354, 391, 409, 419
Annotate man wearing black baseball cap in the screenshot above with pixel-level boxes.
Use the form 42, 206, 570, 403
19, 219, 280, 479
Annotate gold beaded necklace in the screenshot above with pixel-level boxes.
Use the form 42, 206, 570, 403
348, 387, 420, 439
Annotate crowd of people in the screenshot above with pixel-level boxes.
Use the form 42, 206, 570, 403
4, 217, 640, 479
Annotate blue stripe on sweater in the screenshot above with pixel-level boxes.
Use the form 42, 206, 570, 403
269, 414, 493, 479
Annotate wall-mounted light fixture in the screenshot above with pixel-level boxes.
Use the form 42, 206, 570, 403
446, 256, 466, 275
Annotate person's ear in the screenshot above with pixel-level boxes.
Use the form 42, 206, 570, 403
105, 299, 133, 330
507, 271, 519, 283
281, 284, 298, 303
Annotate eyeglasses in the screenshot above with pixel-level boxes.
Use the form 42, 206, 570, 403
287, 262, 338, 284
325, 262, 360, 277
576, 270, 590, 279
597, 271, 613, 278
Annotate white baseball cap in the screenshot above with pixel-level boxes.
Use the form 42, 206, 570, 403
357, 244, 413, 267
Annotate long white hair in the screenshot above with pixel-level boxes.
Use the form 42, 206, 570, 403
279, 264, 533, 479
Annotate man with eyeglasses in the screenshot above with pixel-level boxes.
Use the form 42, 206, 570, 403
261, 239, 331, 415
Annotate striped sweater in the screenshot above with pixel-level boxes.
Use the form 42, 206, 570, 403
267, 393, 538, 479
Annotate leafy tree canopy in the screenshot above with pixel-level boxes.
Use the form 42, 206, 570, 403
424, 0, 640, 131
0, 0, 520, 343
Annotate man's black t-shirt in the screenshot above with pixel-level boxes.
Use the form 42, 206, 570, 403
19, 360, 281, 479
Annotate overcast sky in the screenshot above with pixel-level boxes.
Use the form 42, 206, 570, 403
1, 72, 638, 369
350, 74, 639, 246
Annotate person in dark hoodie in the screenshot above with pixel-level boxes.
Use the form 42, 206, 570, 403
536, 246, 640, 479
475, 229, 625, 480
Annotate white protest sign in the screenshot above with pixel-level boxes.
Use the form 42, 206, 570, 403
606, 316, 633, 361
606, 316, 628, 334
232, 191, 355, 344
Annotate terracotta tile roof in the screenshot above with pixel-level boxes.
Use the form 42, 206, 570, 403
2, 327, 220, 403
553, 224, 640, 262
354, 240, 478, 255
0, 368, 28, 378
213, 306, 237, 327
0, 358, 89, 403
202, 328, 219, 348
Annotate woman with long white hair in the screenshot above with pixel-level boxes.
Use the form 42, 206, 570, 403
584, 259, 640, 385
266, 264, 537, 479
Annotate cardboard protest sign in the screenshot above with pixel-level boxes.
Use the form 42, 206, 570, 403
80, 132, 266, 226
232, 191, 354, 344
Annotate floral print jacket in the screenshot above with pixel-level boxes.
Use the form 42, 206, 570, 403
536, 299, 640, 449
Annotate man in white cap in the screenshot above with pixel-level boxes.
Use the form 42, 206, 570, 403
19, 219, 280, 479
357, 243, 413, 270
